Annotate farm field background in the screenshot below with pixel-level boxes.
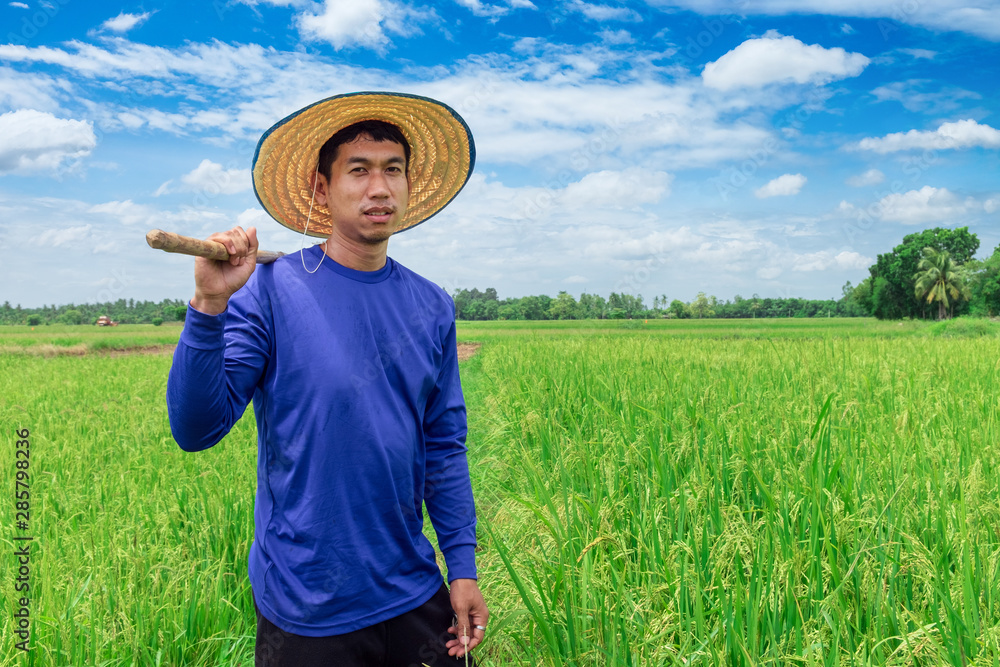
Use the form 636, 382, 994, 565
2, 318, 1000, 665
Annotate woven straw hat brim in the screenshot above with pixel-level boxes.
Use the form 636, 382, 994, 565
252, 92, 475, 238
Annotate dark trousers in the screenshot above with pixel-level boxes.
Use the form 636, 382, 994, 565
254, 584, 478, 667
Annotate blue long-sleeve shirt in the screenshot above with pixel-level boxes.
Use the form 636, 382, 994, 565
166, 245, 477, 636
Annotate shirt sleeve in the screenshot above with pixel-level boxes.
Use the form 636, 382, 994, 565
166, 288, 271, 452
421, 311, 478, 581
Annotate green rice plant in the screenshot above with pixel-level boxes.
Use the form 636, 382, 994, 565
472, 332, 1000, 666
0, 354, 256, 666
3, 320, 1000, 666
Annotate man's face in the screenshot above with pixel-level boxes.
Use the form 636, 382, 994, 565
315, 134, 409, 246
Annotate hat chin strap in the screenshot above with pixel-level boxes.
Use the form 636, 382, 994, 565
301, 173, 327, 275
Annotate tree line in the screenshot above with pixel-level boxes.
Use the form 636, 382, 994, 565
0, 299, 188, 326
452, 287, 868, 321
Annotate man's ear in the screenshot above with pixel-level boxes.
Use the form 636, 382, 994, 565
312, 171, 328, 206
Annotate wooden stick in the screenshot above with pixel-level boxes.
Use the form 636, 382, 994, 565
146, 229, 285, 264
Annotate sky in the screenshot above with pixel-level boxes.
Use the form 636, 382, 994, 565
1, 0, 998, 308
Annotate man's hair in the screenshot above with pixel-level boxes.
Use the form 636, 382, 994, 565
317, 120, 411, 180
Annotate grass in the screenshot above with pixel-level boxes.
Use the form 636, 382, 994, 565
2, 318, 999, 665
0, 324, 182, 356
929, 316, 1000, 338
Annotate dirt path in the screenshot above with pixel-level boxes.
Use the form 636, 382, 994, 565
457, 342, 481, 361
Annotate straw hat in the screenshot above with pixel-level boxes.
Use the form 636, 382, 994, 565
252, 91, 476, 238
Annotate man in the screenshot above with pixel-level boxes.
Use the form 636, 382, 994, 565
166, 92, 487, 666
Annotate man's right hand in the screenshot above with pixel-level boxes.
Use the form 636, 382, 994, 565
190, 226, 259, 315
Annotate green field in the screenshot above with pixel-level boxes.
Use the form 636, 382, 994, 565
3, 318, 1000, 665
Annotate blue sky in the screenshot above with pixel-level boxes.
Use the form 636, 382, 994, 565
1, 0, 998, 308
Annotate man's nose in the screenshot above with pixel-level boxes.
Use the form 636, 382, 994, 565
367, 171, 391, 197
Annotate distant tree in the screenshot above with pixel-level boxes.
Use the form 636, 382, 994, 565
966, 244, 1000, 316
26, 314, 41, 326
689, 292, 715, 319
981, 269, 1000, 317
152, 317, 164, 326
548, 291, 579, 320
668, 299, 689, 319
851, 278, 873, 316
520, 295, 551, 320
914, 247, 970, 320
453, 287, 500, 320
867, 227, 979, 319
60, 309, 83, 325
607, 292, 626, 319
622, 293, 645, 318
578, 293, 607, 319
872, 276, 905, 320
498, 301, 522, 320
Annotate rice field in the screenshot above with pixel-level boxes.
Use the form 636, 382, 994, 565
2, 318, 1000, 665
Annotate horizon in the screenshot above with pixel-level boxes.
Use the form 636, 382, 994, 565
2, 0, 998, 309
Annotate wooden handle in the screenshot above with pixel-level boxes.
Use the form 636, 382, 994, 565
145, 229, 285, 264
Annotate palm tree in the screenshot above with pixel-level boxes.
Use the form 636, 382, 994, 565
913, 247, 970, 320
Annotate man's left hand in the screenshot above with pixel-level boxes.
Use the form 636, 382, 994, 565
447, 578, 489, 658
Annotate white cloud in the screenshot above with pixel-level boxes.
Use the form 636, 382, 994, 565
840, 23, 855, 34
32, 224, 93, 248
153, 158, 253, 198
846, 168, 884, 187
0, 41, 281, 88
871, 81, 979, 113
702, 31, 869, 91
0, 66, 64, 111
152, 181, 173, 197
452, 0, 506, 17
899, 48, 937, 59
855, 119, 1000, 153
452, 0, 535, 17
755, 173, 806, 198
0, 39, 778, 169
875, 186, 974, 224
563, 275, 588, 284
562, 168, 673, 209
86, 198, 233, 232
171, 159, 251, 196
234, 0, 303, 6
296, 0, 430, 51
88, 200, 158, 226
598, 29, 634, 44
793, 249, 872, 272
757, 266, 783, 280
237, 208, 273, 229
0, 109, 96, 173
9, 2, 29, 8
99, 12, 151, 34
567, 0, 643, 21
580, 226, 702, 262
642, 1, 1000, 41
